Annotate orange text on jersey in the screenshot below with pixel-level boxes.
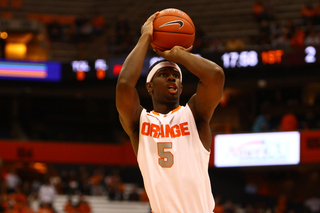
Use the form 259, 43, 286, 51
141, 122, 190, 138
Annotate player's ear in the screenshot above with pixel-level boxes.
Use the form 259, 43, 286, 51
180, 84, 183, 95
146, 82, 152, 94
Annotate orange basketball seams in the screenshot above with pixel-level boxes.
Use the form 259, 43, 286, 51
151, 8, 195, 51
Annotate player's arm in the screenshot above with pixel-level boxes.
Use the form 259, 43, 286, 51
116, 12, 158, 153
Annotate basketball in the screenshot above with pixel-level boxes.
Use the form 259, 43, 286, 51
151, 8, 195, 51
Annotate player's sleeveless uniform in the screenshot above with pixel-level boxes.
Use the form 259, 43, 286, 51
137, 104, 215, 213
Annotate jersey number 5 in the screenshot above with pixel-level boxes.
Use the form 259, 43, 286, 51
157, 142, 174, 168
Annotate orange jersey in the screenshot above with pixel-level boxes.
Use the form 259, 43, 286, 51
137, 105, 214, 213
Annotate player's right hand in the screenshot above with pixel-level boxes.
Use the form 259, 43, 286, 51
141, 11, 159, 40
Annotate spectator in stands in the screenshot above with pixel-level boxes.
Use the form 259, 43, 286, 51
223, 199, 235, 213
263, 0, 276, 22
304, 29, 320, 46
252, 0, 266, 23
115, 15, 130, 49
202, 37, 225, 53
314, 1, 320, 25
38, 178, 56, 209
92, 12, 106, 36
139, 188, 149, 203
225, 36, 245, 51
270, 20, 284, 41
60, 170, 69, 194
252, 112, 271, 132
301, 2, 316, 26
105, 169, 124, 201
77, 194, 91, 213
78, 167, 90, 195
38, 203, 54, 213
74, 13, 93, 41
89, 168, 105, 196
279, 113, 298, 131
290, 27, 306, 47
213, 196, 224, 213
4, 168, 21, 194
304, 195, 320, 213
47, 20, 62, 42
271, 33, 291, 49
68, 170, 80, 195
258, 19, 271, 47
128, 185, 140, 201
283, 19, 295, 39
64, 196, 76, 213
192, 26, 206, 53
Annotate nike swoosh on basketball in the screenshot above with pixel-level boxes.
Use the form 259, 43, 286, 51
159, 20, 184, 29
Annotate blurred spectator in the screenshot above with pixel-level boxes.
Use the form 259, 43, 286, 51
258, 19, 271, 47
38, 178, 56, 208
290, 27, 305, 47
68, 170, 80, 195
304, 196, 320, 213
192, 26, 206, 53
4, 169, 21, 194
128, 185, 140, 201
283, 19, 295, 39
252, 101, 272, 132
225, 36, 245, 51
92, 13, 106, 36
270, 20, 283, 41
77, 194, 91, 213
301, 2, 316, 26
279, 113, 298, 131
38, 203, 54, 213
213, 196, 224, 213
74, 14, 93, 41
271, 33, 291, 49
139, 188, 149, 203
305, 29, 320, 46
263, 0, 276, 21
105, 169, 124, 201
47, 20, 62, 42
89, 168, 105, 196
314, 1, 320, 25
78, 167, 90, 195
276, 195, 288, 213
224, 199, 235, 213
252, 114, 271, 132
64, 196, 76, 213
202, 37, 224, 53
60, 170, 69, 194
252, 0, 266, 23
115, 15, 130, 46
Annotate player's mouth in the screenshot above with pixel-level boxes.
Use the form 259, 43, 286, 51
168, 83, 178, 94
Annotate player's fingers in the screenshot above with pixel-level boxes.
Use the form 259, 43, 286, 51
185, 45, 193, 52
148, 11, 159, 22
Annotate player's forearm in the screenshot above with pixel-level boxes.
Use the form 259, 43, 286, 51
117, 33, 151, 87
176, 50, 224, 85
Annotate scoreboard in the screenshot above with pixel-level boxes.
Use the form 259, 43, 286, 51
1, 46, 320, 82
219, 46, 317, 69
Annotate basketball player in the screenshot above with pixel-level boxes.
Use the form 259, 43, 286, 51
116, 12, 225, 213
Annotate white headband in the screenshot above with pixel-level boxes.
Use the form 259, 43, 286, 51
146, 61, 182, 83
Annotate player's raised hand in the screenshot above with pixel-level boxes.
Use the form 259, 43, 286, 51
154, 45, 193, 62
141, 11, 159, 40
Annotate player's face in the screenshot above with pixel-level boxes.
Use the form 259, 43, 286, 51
149, 67, 183, 103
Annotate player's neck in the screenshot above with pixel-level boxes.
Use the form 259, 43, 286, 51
153, 103, 180, 114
